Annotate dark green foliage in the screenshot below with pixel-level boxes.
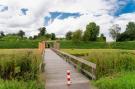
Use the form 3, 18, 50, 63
38, 27, 46, 36
117, 22, 135, 41
51, 33, 56, 40
97, 34, 106, 42
0, 31, 5, 37
72, 29, 82, 43
83, 22, 99, 41
66, 31, 72, 40
17, 30, 25, 38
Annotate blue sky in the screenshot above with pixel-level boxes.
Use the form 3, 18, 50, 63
0, 5, 8, 12
45, 12, 81, 25
115, 0, 135, 16
0, 0, 135, 41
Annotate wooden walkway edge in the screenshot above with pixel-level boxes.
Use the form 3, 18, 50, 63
45, 49, 90, 89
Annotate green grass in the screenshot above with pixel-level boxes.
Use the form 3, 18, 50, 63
0, 40, 39, 48
0, 49, 44, 89
60, 40, 135, 50
62, 49, 135, 89
0, 79, 44, 89
95, 72, 135, 89
62, 49, 135, 78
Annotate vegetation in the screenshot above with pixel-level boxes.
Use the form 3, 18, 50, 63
65, 22, 105, 43
95, 72, 135, 89
62, 49, 135, 89
117, 22, 135, 41
0, 49, 44, 89
60, 40, 135, 50
66, 31, 72, 40
0, 40, 39, 48
109, 24, 121, 41
0, 79, 44, 89
83, 22, 99, 41
72, 29, 82, 43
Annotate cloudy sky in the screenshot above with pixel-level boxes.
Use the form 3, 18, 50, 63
0, 0, 135, 41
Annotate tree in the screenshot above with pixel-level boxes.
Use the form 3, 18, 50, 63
109, 24, 121, 41
99, 34, 106, 42
72, 29, 82, 43
45, 33, 51, 40
38, 27, 46, 36
17, 30, 25, 38
33, 35, 38, 40
66, 31, 72, 40
83, 22, 99, 41
29, 36, 33, 40
117, 22, 135, 41
0, 31, 5, 37
51, 33, 56, 40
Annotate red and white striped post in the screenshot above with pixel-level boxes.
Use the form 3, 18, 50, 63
67, 70, 71, 86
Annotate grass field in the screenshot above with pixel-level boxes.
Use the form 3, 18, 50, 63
0, 40, 39, 48
62, 49, 135, 89
60, 40, 135, 50
0, 49, 44, 89
95, 72, 135, 89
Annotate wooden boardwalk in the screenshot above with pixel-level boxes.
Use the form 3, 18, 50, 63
45, 49, 90, 89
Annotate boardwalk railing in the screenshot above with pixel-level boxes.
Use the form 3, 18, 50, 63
52, 48, 96, 80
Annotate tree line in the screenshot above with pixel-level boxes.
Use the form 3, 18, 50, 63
66, 21, 135, 42
0, 27, 56, 41
109, 22, 135, 42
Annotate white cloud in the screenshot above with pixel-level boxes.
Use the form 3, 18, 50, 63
0, 0, 134, 41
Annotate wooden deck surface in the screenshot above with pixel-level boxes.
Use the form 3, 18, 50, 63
45, 49, 91, 89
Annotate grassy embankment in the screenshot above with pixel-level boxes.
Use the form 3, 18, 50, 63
0, 49, 44, 89
60, 40, 135, 50
62, 49, 135, 89
0, 40, 39, 48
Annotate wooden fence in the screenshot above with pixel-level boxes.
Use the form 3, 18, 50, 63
52, 48, 96, 80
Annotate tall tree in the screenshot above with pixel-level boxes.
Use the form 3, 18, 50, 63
109, 24, 121, 41
38, 27, 46, 36
18, 30, 25, 38
72, 29, 82, 43
83, 22, 99, 41
51, 33, 56, 40
66, 31, 72, 40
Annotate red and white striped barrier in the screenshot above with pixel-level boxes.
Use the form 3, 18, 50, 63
67, 70, 71, 86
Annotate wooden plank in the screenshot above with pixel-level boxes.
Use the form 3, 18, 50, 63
45, 49, 90, 89
52, 48, 97, 80
53, 49, 96, 69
